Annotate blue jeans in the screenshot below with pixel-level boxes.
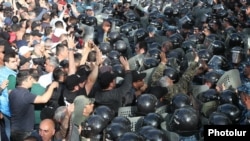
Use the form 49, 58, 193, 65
3, 114, 10, 141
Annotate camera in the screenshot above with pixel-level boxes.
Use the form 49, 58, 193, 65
32, 57, 45, 66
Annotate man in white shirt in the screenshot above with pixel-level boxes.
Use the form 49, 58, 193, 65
38, 56, 59, 88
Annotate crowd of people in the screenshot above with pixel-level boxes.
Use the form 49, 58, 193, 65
0, 0, 250, 140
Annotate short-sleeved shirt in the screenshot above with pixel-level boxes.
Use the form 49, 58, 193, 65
9, 87, 37, 132
63, 87, 87, 104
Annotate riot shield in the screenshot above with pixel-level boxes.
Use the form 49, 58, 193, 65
128, 54, 145, 71
142, 67, 156, 86
191, 85, 209, 98
216, 69, 241, 90
80, 24, 95, 41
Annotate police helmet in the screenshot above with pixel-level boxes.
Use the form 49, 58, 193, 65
148, 42, 161, 50
217, 103, 241, 123
108, 31, 121, 43
163, 67, 179, 83
163, 25, 178, 34
166, 58, 181, 72
81, 115, 106, 138
102, 57, 112, 66
203, 71, 221, 85
153, 0, 163, 10
147, 24, 157, 34
172, 5, 180, 16
227, 33, 244, 48
207, 55, 229, 70
169, 33, 184, 49
198, 89, 219, 103
148, 11, 162, 22
237, 83, 250, 94
131, 21, 141, 30
186, 34, 199, 44
231, 46, 244, 64
170, 93, 191, 112
105, 123, 130, 140
107, 50, 120, 61
137, 125, 156, 137
148, 5, 159, 13
111, 59, 121, 66
142, 113, 163, 128
111, 18, 124, 27
168, 106, 200, 136
167, 48, 184, 62
203, 34, 219, 48
149, 20, 162, 30
143, 57, 159, 70
84, 16, 97, 26
208, 40, 225, 56
99, 42, 112, 55
201, 12, 213, 23
134, 28, 147, 42
125, 12, 138, 22
216, 9, 228, 18
113, 40, 127, 53
181, 40, 196, 53
119, 132, 144, 141
136, 94, 158, 116
111, 116, 131, 130
142, 128, 168, 141
148, 48, 161, 61
103, 7, 114, 16
120, 23, 133, 35
227, 16, 239, 28
78, 14, 88, 24
163, 7, 174, 18
112, 63, 125, 77
208, 111, 232, 125
219, 89, 238, 106
197, 49, 212, 62
92, 105, 115, 124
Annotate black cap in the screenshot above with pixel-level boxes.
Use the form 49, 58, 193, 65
132, 70, 146, 82
66, 74, 87, 91
98, 71, 116, 89
19, 56, 31, 66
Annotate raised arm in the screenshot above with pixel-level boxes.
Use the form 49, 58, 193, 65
80, 41, 92, 65
34, 81, 59, 103
151, 52, 167, 87
85, 45, 102, 95
67, 35, 78, 75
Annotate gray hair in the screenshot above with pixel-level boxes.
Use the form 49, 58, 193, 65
53, 106, 67, 123
47, 56, 59, 68
157, 76, 170, 87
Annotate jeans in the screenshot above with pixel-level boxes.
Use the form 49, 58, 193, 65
3, 114, 10, 141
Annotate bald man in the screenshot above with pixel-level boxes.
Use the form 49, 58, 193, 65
39, 119, 56, 141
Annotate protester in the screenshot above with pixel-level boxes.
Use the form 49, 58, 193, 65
9, 70, 58, 141
0, 0, 250, 140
